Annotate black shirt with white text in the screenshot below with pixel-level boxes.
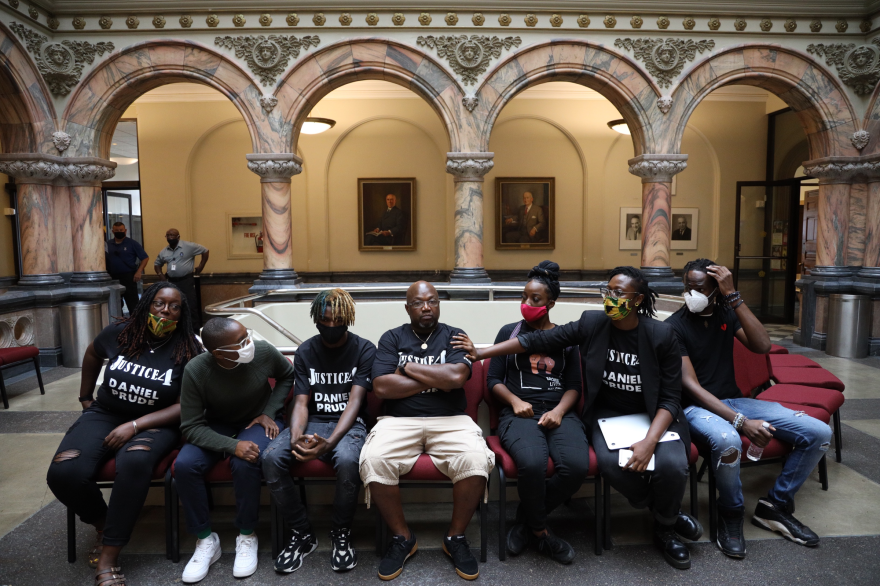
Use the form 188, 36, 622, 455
598, 326, 646, 415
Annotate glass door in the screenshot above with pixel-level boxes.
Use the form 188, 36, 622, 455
734, 180, 801, 323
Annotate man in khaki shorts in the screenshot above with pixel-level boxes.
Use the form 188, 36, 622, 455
361, 281, 494, 581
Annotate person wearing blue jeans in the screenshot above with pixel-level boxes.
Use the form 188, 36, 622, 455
261, 288, 375, 574
668, 259, 831, 559
176, 318, 294, 583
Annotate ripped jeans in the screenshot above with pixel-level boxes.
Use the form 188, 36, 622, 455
686, 398, 832, 512
262, 420, 366, 533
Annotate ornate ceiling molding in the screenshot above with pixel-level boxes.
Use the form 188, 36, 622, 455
446, 152, 494, 182
214, 34, 320, 86
9, 22, 114, 96
245, 153, 303, 182
807, 40, 880, 95
627, 154, 688, 183
614, 37, 715, 88
416, 34, 521, 86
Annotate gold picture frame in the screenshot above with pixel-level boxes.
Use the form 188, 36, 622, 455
358, 178, 416, 251
495, 177, 555, 250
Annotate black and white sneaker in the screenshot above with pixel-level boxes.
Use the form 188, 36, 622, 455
330, 528, 357, 572
274, 529, 318, 574
752, 499, 819, 546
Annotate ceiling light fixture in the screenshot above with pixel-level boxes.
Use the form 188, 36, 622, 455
109, 157, 138, 166
607, 119, 631, 135
301, 117, 336, 135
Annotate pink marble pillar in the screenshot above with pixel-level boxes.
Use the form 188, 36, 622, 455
864, 180, 880, 268
446, 153, 494, 283
62, 161, 116, 283
53, 185, 74, 274
846, 182, 866, 267
246, 154, 303, 286
816, 181, 851, 267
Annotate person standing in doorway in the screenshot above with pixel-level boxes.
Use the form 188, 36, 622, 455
154, 229, 209, 328
105, 222, 149, 316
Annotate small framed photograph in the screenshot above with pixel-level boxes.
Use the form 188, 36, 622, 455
227, 213, 263, 259
495, 177, 555, 250
619, 207, 643, 250
670, 208, 699, 250
358, 178, 416, 251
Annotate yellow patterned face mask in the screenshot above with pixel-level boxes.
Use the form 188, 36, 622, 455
148, 313, 178, 337
603, 296, 637, 321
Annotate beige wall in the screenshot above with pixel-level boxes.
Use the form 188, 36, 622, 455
124, 82, 773, 275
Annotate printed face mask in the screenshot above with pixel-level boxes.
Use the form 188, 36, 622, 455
520, 303, 549, 322
217, 337, 255, 364
603, 295, 636, 321
316, 323, 348, 345
147, 313, 177, 337
684, 288, 717, 314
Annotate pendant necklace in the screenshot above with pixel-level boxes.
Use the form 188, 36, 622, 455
147, 335, 172, 354
412, 328, 434, 350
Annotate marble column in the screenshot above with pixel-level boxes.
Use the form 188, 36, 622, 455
246, 154, 303, 289
53, 184, 74, 274
0, 156, 64, 285
864, 179, 880, 268
446, 152, 494, 283
63, 161, 117, 284
627, 154, 688, 293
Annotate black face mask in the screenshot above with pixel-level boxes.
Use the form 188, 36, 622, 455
316, 323, 347, 345
113, 232, 125, 240
167, 239, 180, 248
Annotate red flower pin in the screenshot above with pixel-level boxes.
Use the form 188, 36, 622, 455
721, 324, 727, 331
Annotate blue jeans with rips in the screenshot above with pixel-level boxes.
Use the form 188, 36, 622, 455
685, 398, 831, 512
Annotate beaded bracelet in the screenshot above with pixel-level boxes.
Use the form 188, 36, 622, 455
733, 412, 745, 430
731, 299, 745, 310
724, 291, 741, 302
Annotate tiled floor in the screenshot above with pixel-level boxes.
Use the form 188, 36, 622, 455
1, 332, 878, 585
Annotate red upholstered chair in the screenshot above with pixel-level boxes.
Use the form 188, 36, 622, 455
68, 449, 179, 563
768, 354, 821, 369
769, 366, 845, 392
769, 344, 789, 355
0, 345, 46, 409
757, 383, 844, 463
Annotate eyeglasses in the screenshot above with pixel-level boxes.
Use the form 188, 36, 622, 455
407, 299, 440, 309
600, 287, 635, 300
151, 299, 182, 312
217, 330, 253, 350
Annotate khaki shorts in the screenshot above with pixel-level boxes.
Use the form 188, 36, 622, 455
359, 415, 495, 494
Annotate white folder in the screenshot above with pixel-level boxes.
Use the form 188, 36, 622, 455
598, 413, 680, 450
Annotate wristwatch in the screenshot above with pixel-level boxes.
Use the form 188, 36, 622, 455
78, 394, 94, 402
399, 361, 408, 377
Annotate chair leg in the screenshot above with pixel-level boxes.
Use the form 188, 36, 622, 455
708, 464, 717, 543
819, 454, 829, 491
833, 410, 842, 463
480, 483, 488, 563
497, 468, 507, 561
603, 475, 612, 550
696, 458, 708, 483
171, 478, 180, 563
164, 471, 173, 560
689, 463, 699, 520
67, 506, 76, 563
593, 477, 602, 556
0, 371, 8, 409
299, 481, 308, 506
33, 356, 45, 395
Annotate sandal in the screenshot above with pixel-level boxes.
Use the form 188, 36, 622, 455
95, 567, 127, 586
87, 530, 104, 569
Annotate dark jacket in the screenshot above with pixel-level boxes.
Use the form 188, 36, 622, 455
518, 311, 689, 443
377, 206, 405, 237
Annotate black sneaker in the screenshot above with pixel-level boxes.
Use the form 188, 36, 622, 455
378, 532, 418, 581
717, 508, 747, 558
330, 528, 357, 572
535, 529, 575, 565
653, 523, 690, 570
442, 534, 479, 580
274, 529, 317, 574
506, 523, 530, 556
673, 512, 703, 542
752, 499, 819, 546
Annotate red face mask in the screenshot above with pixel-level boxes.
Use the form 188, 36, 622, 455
520, 303, 549, 322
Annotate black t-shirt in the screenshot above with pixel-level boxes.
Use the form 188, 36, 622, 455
94, 322, 190, 418
667, 307, 743, 406
372, 323, 473, 418
293, 332, 375, 423
598, 326, 645, 415
486, 321, 581, 417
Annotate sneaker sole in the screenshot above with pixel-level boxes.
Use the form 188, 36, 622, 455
751, 517, 819, 547
331, 556, 358, 572
442, 542, 479, 580
716, 537, 747, 559
233, 560, 258, 579
378, 542, 418, 581
182, 545, 222, 583
274, 540, 318, 574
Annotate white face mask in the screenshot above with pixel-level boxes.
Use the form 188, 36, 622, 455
684, 288, 717, 314
217, 337, 256, 365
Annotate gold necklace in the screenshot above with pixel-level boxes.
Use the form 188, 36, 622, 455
412, 328, 434, 350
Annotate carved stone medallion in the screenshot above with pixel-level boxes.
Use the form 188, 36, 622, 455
180, 15, 193, 28
851, 130, 870, 151
462, 96, 478, 112
215, 35, 321, 86
785, 18, 797, 33
393, 13, 406, 26
420, 13, 432, 26
810, 19, 822, 33
417, 35, 521, 86
578, 15, 590, 28
615, 38, 715, 88
286, 14, 299, 26
259, 95, 278, 113
52, 131, 71, 153
808, 40, 880, 95
657, 96, 673, 114
472, 13, 484, 26
11, 22, 114, 96
657, 16, 669, 30
498, 14, 511, 27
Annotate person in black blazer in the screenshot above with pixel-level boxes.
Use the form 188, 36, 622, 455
454, 267, 702, 570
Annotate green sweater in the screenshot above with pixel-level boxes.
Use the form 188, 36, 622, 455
180, 340, 294, 453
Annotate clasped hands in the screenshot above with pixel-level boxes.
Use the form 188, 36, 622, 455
234, 414, 280, 464
290, 433, 333, 461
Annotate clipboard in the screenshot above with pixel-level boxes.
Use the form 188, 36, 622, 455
598, 413, 680, 450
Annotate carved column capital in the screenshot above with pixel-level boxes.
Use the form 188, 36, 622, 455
246, 153, 303, 183
627, 154, 688, 183
0, 157, 63, 183
60, 161, 117, 186
446, 152, 495, 183
802, 155, 880, 184
0, 154, 116, 185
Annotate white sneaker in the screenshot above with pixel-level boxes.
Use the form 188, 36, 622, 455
182, 532, 221, 583
233, 533, 259, 578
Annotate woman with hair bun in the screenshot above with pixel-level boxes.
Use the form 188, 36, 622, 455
456, 261, 588, 563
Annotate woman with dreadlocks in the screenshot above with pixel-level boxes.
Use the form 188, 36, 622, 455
454, 266, 702, 569
262, 288, 376, 574
47, 282, 202, 586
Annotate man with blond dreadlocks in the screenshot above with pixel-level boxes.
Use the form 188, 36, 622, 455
262, 288, 376, 574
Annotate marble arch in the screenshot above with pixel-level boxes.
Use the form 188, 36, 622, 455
274, 39, 464, 154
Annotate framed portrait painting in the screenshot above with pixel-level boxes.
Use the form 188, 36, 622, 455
358, 178, 416, 251
670, 208, 699, 250
495, 177, 555, 250
619, 207, 643, 250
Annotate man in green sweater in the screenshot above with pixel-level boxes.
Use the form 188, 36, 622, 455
176, 317, 294, 583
